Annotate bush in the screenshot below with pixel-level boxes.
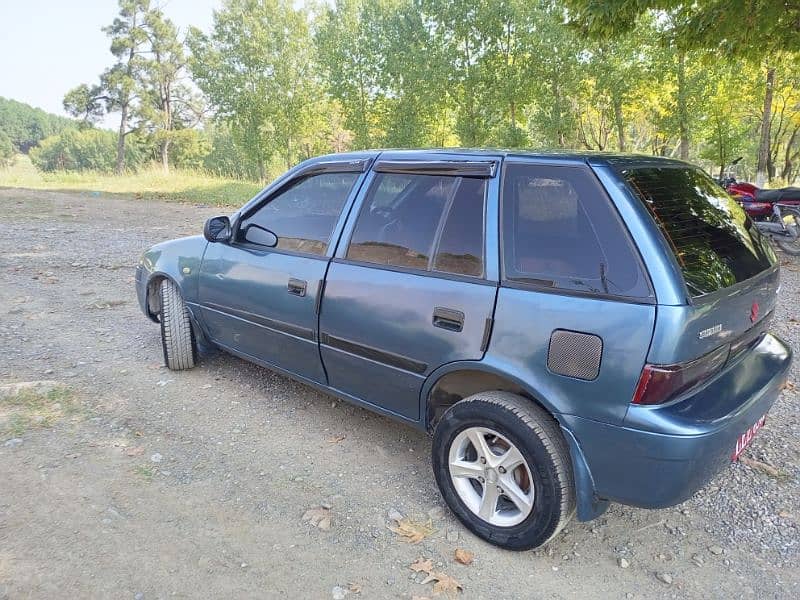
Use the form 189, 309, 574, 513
29, 129, 144, 172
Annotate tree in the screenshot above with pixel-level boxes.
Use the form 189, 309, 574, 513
64, 0, 150, 173
0, 97, 75, 152
189, 0, 326, 179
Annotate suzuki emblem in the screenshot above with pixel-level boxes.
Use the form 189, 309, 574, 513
750, 302, 759, 324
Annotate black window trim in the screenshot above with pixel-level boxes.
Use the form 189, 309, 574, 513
374, 159, 498, 178
341, 172, 489, 280
498, 159, 655, 304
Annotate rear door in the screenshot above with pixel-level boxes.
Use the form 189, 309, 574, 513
318, 155, 501, 421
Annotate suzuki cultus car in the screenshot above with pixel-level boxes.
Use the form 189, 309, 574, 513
136, 151, 792, 549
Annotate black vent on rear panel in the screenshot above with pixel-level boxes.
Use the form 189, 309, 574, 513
547, 330, 603, 381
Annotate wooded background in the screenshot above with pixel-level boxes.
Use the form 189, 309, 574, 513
1, 0, 797, 187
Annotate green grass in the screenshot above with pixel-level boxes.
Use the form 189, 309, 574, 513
0, 385, 80, 436
0, 154, 262, 207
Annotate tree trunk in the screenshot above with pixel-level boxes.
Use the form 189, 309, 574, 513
613, 94, 625, 152
161, 138, 170, 174
756, 67, 775, 187
676, 52, 689, 160
258, 160, 266, 183
115, 102, 128, 175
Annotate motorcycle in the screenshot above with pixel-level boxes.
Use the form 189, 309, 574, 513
718, 158, 800, 255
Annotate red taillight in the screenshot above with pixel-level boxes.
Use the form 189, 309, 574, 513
632, 345, 730, 405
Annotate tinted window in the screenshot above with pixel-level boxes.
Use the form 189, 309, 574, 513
622, 167, 776, 297
239, 172, 358, 255
433, 177, 485, 276
502, 163, 648, 297
347, 173, 486, 275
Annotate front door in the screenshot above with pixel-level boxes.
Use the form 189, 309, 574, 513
319, 158, 500, 420
198, 167, 364, 383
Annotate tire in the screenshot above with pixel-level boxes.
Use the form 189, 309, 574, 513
432, 391, 575, 550
159, 278, 197, 370
774, 208, 800, 255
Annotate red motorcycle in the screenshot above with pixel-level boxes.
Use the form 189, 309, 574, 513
719, 160, 800, 255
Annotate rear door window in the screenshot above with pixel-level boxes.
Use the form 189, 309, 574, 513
347, 173, 485, 276
621, 167, 776, 297
501, 163, 650, 298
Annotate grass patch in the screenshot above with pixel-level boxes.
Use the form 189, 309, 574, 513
134, 464, 157, 481
0, 155, 263, 207
0, 385, 80, 437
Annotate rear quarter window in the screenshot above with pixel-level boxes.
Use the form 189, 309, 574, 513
621, 166, 776, 297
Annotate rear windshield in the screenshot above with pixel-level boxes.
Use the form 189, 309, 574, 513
621, 166, 775, 297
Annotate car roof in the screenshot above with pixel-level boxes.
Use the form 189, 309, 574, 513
308, 148, 693, 169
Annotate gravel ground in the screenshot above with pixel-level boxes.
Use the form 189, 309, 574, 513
0, 188, 798, 599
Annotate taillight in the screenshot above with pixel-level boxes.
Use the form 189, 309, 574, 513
632, 345, 730, 405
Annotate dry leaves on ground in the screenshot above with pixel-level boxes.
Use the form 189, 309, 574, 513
739, 456, 785, 479
327, 434, 346, 444
454, 548, 474, 565
389, 517, 435, 543
302, 506, 332, 530
409, 557, 463, 598
781, 380, 796, 391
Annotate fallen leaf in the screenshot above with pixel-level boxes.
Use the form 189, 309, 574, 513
781, 380, 796, 391
327, 434, 346, 444
125, 446, 145, 457
454, 548, 474, 565
409, 557, 434, 573
420, 571, 463, 597
389, 517, 435, 544
302, 506, 332, 530
347, 583, 361, 594
739, 456, 784, 479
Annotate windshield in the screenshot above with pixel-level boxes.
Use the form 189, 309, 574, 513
621, 166, 776, 297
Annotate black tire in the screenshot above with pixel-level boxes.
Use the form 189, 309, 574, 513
432, 391, 575, 550
774, 208, 800, 255
159, 278, 197, 370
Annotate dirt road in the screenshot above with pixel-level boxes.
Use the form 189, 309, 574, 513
1, 188, 798, 599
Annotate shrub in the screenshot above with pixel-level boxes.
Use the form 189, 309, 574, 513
29, 128, 144, 172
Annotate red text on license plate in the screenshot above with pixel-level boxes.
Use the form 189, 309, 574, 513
732, 415, 767, 460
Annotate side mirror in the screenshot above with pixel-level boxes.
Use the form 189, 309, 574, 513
204, 216, 231, 243
243, 223, 278, 247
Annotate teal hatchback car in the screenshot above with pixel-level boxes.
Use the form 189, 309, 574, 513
136, 150, 792, 549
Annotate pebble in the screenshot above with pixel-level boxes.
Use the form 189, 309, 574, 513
150, 453, 163, 463
387, 508, 404, 522
708, 545, 724, 555
618, 557, 630, 569
4, 438, 23, 448
134, 593, 144, 600
656, 572, 673, 585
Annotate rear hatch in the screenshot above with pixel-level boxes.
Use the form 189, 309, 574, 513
619, 165, 780, 405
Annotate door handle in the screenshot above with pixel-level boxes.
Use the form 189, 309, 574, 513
432, 307, 464, 332
287, 278, 307, 297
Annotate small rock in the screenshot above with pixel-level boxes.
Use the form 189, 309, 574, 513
427, 506, 444, 520
150, 453, 163, 463
387, 508, 404, 522
656, 572, 673, 585
134, 593, 144, 600
708, 545, 724, 555
691, 554, 704, 566
618, 558, 630, 569
4, 438, 23, 448
446, 529, 459, 542
626, 594, 634, 599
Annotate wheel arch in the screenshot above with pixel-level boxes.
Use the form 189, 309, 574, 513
421, 361, 608, 522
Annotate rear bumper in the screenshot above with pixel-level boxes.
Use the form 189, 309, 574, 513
563, 333, 792, 509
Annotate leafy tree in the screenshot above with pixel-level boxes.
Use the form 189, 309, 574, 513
0, 97, 76, 152
189, 0, 326, 179
30, 128, 144, 172
0, 130, 14, 167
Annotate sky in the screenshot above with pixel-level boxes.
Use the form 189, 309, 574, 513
0, 0, 220, 122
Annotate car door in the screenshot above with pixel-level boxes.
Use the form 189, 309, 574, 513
197, 159, 369, 384
318, 154, 501, 421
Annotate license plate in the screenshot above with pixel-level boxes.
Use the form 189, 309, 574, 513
732, 415, 767, 460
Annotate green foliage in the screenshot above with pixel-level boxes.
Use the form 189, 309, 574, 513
0, 130, 13, 167
29, 128, 144, 172
0, 97, 76, 153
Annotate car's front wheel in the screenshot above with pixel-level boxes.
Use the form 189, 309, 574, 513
159, 278, 197, 370
432, 391, 575, 550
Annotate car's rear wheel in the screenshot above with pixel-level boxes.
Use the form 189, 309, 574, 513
159, 278, 197, 370
432, 391, 575, 550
